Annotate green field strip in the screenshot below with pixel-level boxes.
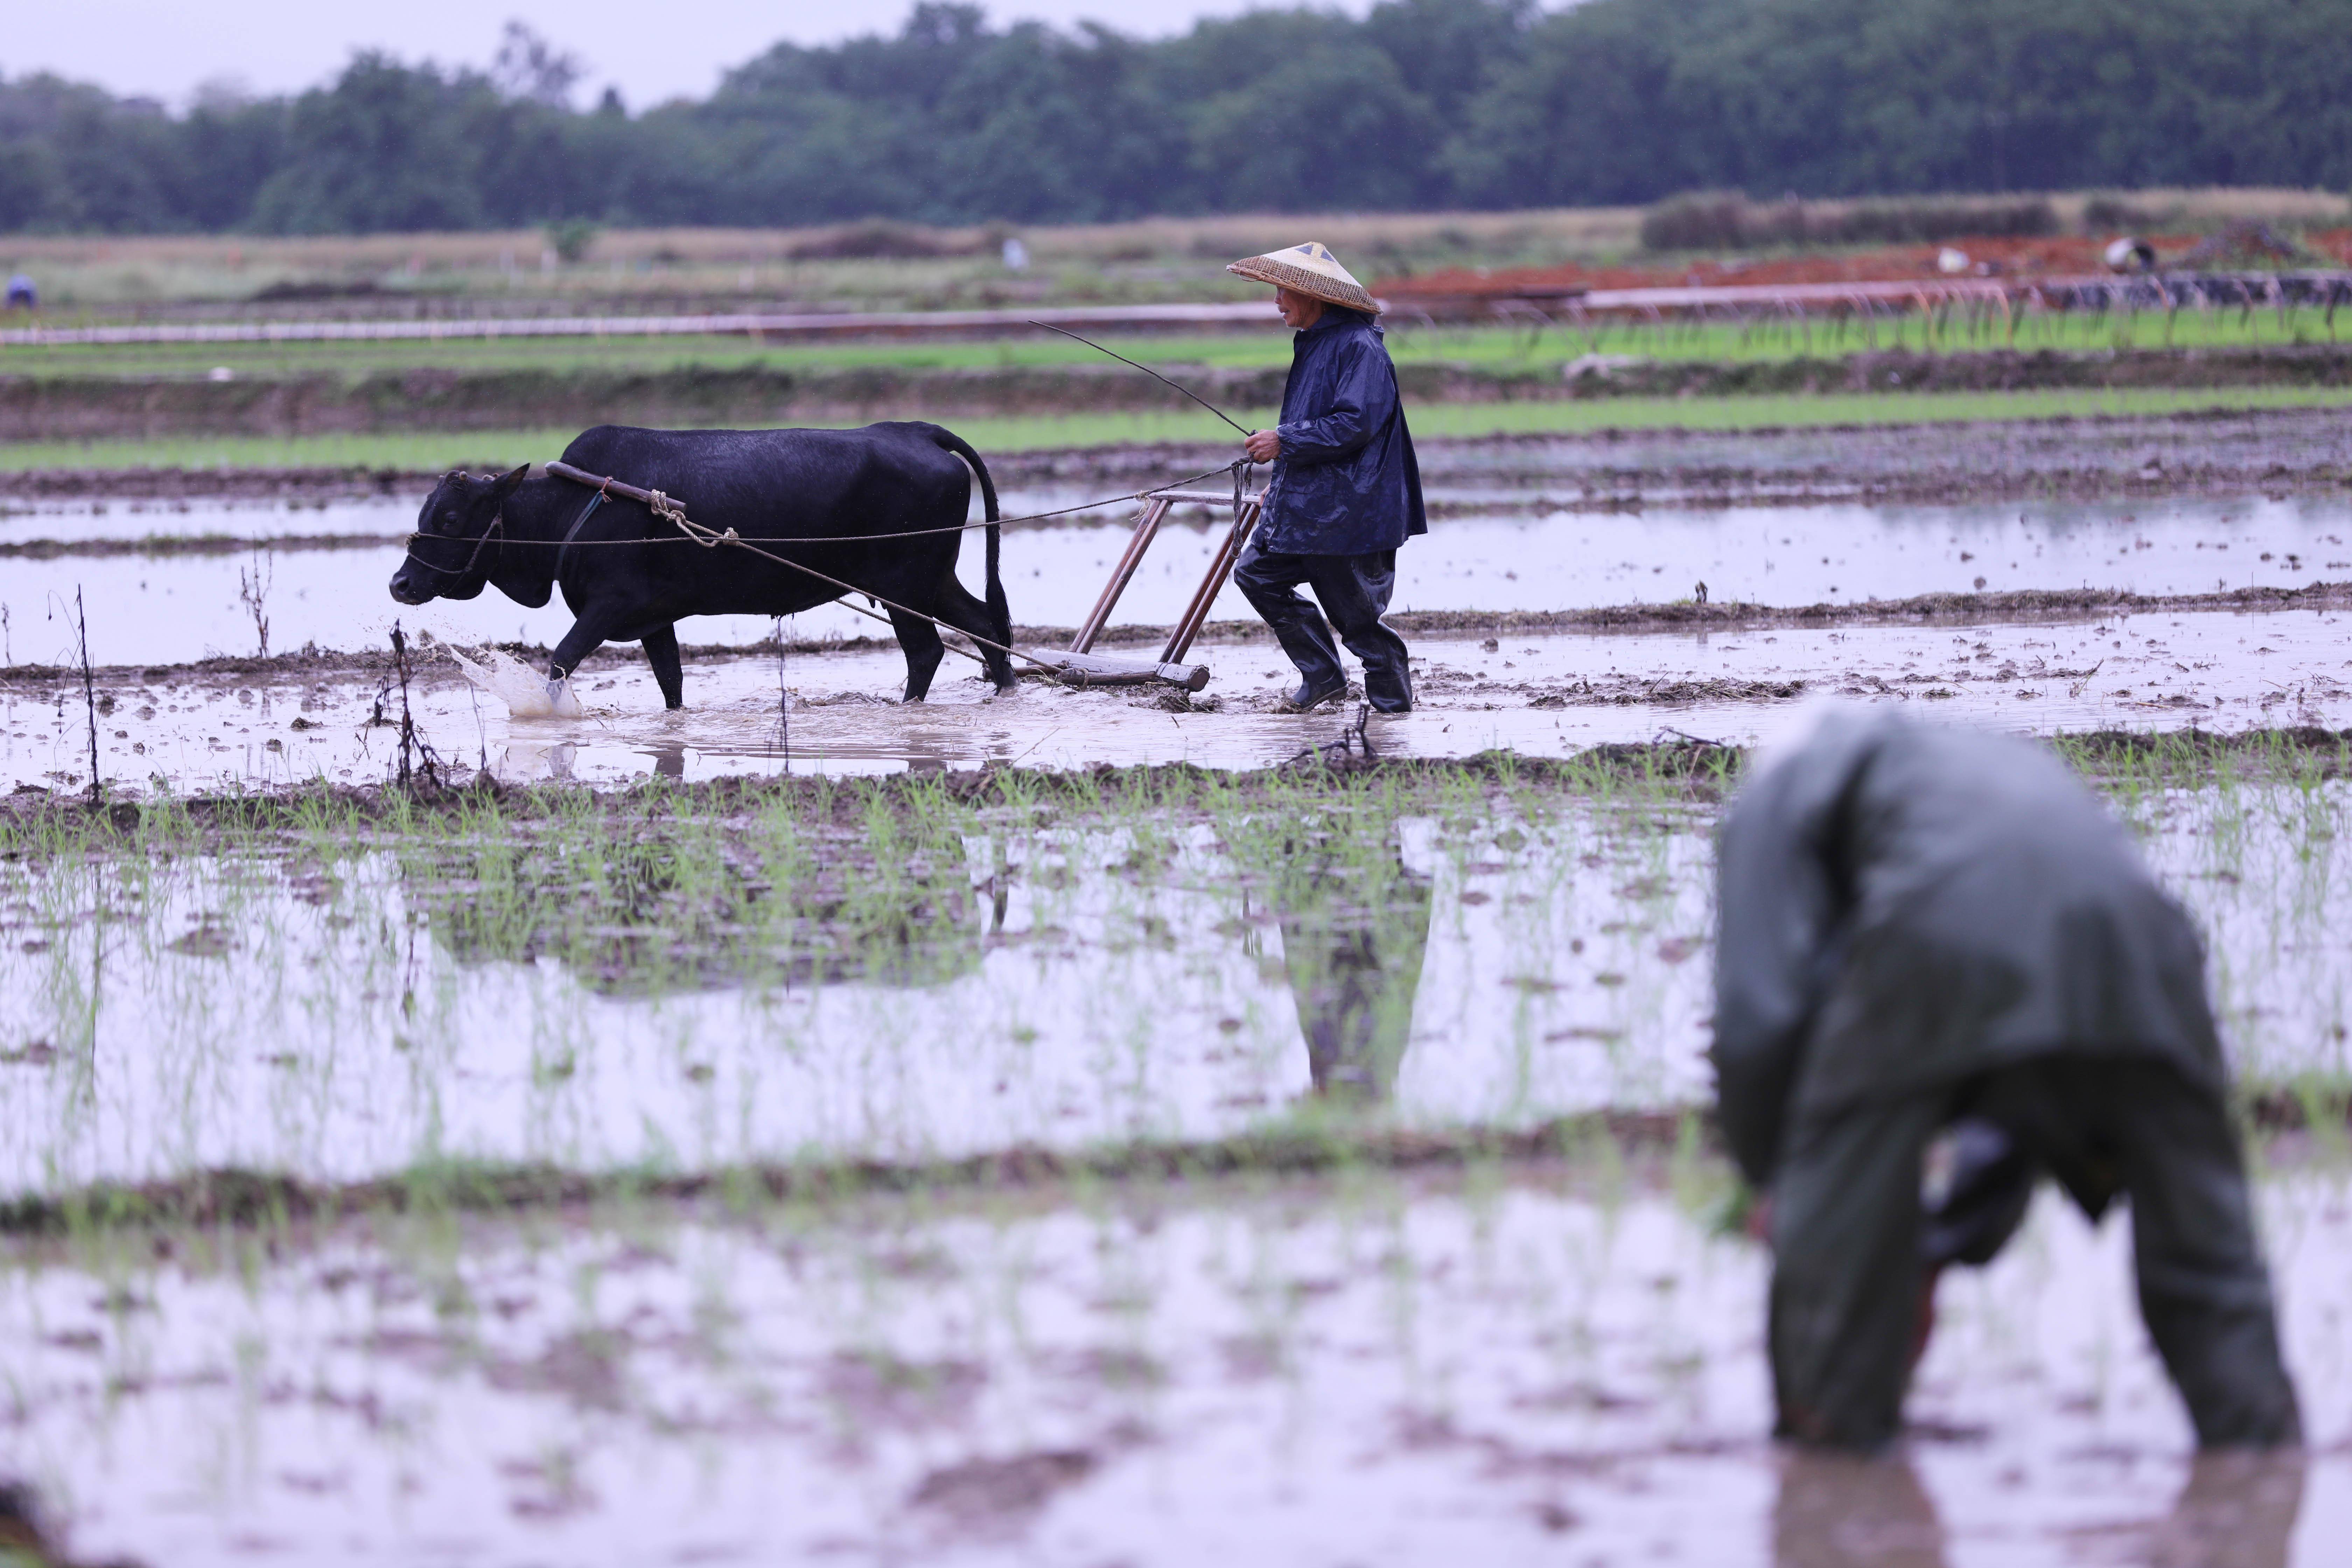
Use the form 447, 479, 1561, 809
8, 384, 2352, 475
7, 306, 2352, 382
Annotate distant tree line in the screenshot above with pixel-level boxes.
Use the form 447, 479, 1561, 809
4, 0, 2350, 235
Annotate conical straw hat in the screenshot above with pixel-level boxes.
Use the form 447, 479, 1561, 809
1226, 241, 1380, 314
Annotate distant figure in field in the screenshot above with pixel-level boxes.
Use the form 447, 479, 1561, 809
1712, 708, 2300, 1450
1225, 242, 1424, 713
4, 275, 33, 310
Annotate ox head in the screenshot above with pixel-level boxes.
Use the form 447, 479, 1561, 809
390, 465, 529, 606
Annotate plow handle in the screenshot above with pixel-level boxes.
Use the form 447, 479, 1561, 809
1160, 498, 1259, 664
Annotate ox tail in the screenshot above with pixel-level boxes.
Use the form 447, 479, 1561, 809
930, 425, 1011, 651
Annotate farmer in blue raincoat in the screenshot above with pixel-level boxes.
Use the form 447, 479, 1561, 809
1228, 243, 1426, 712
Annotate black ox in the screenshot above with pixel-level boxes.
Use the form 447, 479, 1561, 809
388, 421, 1016, 707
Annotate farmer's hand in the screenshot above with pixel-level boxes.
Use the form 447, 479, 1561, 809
1244, 429, 1281, 463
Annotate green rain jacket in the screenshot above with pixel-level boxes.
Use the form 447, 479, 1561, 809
1710, 710, 2226, 1188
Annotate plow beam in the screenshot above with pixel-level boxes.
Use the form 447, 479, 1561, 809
1019, 648, 1211, 691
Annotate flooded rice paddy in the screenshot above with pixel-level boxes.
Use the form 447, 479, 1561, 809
1, 755, 2344, 1195
5, 489, 2352, 665
2, 751, 2349, 1563
4, 609, 2350, 790
0, 797, 1702, 1187
5, 418, 2351, 1563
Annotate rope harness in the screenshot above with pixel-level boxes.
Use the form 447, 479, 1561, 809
568, 466, 1042, 673
397, 460, 1257, 678
554, 477, 614, 575
401, 507, 511, 581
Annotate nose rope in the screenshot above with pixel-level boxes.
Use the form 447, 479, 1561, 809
399, 510, 506, 579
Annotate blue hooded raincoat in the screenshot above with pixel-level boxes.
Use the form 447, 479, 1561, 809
1260, 308, 1428, 555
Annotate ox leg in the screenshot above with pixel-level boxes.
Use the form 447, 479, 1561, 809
548, 609, 621, 686
890, 607, 946, 702
643, 624, 685, 710
932, 587, 1018, 692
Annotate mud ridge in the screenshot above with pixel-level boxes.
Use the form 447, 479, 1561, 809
14, 347, 2352, 447
0, 632, 888, 686
0, 363, 1301, 443
12, 402, 2352, 504
0, 747, 1752, 838
0, 463, 479, 502
1551, 344, 2352, 400
0, 531, 403, 560
0, 1113, 1707, 1237
2, 579, 2346, 692
2, 1079, 2339, 1238
7, 728, 2351, 835
1075, 580, 2352, 645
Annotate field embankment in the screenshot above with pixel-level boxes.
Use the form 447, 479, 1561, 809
11, 399, 2352, 504
15, 345, 2352, 443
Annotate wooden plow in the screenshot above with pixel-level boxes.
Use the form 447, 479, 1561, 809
1017, 481, 1261, 692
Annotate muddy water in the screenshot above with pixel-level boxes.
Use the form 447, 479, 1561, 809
8, 492, 2352, 666
0, 494, 408, 546
6, 608, 2348, 793
0, 1161, 2343, 1567
3, 778, 2342, 1193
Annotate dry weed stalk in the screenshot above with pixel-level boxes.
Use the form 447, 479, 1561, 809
74, 588, 98, 805
237, 550, 273, 657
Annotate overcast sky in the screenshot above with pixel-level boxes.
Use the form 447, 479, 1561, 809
2, 0, 1339, 110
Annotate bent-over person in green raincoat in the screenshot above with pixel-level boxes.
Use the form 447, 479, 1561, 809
1712, 708, 2300, 1450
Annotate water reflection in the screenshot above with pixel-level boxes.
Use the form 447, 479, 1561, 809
13, 781, 2346, 1190
2133, 1450, 2305, 1568
404, 832, 992, 996
1773, 1451, 1945, 1568
1264, 849, 1433, 1104
495, 738, 574, 779
1770, 1446, 2304, 1568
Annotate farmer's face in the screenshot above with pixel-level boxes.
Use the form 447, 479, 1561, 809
1275, 287, 1325, 330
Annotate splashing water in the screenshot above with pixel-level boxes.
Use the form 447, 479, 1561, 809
447, 646, 582, 719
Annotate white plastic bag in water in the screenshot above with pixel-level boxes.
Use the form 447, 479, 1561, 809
448, 646, 583, 719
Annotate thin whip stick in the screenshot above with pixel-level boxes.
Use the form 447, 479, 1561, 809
1026, 321, 1254, 436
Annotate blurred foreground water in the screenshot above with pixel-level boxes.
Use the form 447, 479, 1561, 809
1, 1160, 2343, 1566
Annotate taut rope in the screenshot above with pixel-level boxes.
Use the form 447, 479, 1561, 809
398, 458, 1259, 679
